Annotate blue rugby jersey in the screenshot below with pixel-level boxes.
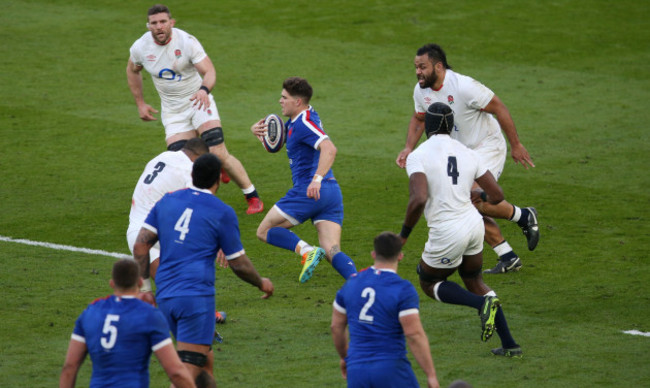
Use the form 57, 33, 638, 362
143, 187, 244, 299
72, 295, 171, 388
285, 107, 335, 187
333, 268, 420, 366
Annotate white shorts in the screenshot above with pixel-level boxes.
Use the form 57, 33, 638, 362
473, 134, 507, 181
421, 219, 484, 269
161, 94, 221, 139
126, 225, 160, 264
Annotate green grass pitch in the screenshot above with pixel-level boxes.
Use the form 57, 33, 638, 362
1, 0, 649, 386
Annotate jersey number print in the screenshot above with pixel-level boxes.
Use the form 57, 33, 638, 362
100, 314, 120, 350
447, 156, 459, 185
174, 208, 194, 241
359, 287, 376, 323
144, 162, 166, 184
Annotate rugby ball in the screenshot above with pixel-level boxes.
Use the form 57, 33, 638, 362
262, 114, 286, 153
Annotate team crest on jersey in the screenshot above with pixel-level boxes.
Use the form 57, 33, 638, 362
146, 54, 156, 61
424, 97, 432, 105
207, 109, 212, 115
447, 95, 454, 105
175, 49, 182, 58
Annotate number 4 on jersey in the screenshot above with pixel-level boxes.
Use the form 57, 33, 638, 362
174, 208, 193, 240
447, 156, 459, 184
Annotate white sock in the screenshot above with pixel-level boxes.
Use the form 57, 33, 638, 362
510, 205, 522, 222
493, 241, 513, 257
242, 185, 256, 195
298, 241, 313, 256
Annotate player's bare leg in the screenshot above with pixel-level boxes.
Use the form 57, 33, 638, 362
198, 121, 263, 214
483, 217, 522, 274
315, 220, 357, 279
208, 142, 252, 189
174, 342, 214, 388
166, 130, 198, 151
472, 182, 539, 251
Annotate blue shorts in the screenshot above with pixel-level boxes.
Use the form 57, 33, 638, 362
157, 295, 215, 345
346, 358, 418, 388
275, 180, 344, 225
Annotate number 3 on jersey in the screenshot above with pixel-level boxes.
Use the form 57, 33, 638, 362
174, 208, 193, 241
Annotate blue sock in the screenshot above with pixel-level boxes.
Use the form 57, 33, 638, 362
266, 227, 301, 252
435, 281, 484, 309
494, 307, 518, 349
331, 252, 357, 279
516, 208, 530, 228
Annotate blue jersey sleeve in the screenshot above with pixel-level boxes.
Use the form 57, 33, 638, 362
397, 282, 420, 313
72, 308, 87, 340
217, 206, 244, 259
148, 308, 171, 349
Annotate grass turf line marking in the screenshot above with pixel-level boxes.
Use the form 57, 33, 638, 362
623, 330, 650, 337
0, 235, 131, 260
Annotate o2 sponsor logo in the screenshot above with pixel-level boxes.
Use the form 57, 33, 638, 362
158, 68, 182, 81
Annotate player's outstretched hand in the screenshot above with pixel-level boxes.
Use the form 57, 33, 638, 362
511, 143, 535, 169
250, 119, 267, 142
259, 278, 274, 299
396, 148, 411, 169
138, 103, 158, 121
190, 88, 210, 111
307, 180, 321, 200
216, 249, 228, 268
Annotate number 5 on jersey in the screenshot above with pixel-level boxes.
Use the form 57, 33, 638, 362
174, 208, 193, 241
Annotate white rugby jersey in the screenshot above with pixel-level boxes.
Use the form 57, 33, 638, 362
129, 150, 193, 229
130, 28, 208, 112
413, 69, 503, 149
406, 134, 486, 230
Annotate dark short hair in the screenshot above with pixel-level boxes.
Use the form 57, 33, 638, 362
148, 4, 171, 18
416, 43, 452, 70
192, 153, 222, 189
183, 138, 209, 157
283, 77, 313, 104
112, 259, 140, 290
373, 232, 402, 262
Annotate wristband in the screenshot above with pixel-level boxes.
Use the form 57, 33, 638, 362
480, 191, 487, 202
140, 278, 152, 293
199, 85, 210, 94
400, 224, 413, 239
313, 174, 323, 183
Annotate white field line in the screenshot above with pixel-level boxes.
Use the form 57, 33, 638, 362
0, 235, 131, 260
623, 330, 650, 337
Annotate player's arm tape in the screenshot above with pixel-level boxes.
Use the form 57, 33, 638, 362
140, 278, 152, 293
313, 174, 323, 183
199, 85, 210, 94
400, 224, 413, 238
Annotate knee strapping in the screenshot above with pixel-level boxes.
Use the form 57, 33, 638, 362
178, 350, 207, 367
201, 127, 224, 146
167, 139, 188, 151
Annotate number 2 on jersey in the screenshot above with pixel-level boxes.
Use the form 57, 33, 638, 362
174, 208, 193, 241
447, 156, 459, 184
359, 287, 376, 323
